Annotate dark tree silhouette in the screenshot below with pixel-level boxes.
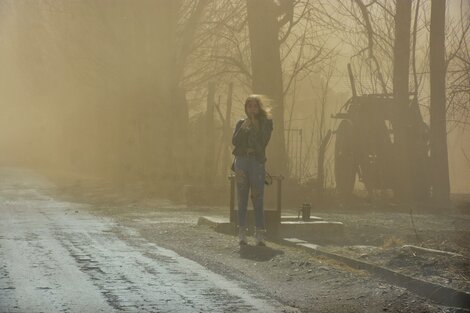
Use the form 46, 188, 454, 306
392, 0, 413, 201
246, 0, 288, 176
430, 0, 451, 205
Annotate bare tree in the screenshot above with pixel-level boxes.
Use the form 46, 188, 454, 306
246, 0, 288, 175
162, 0, 210, 181
352, 0, 389, 94
315, 64, 335, 197
183, 0, 334, 178
445, 0, 470, 131
430, 0, 451, 205
392, 0, 413, 201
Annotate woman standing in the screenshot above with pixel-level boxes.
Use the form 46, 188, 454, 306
232, 95, 273, 246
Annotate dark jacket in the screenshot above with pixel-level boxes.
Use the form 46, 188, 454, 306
232, 117, 273, 163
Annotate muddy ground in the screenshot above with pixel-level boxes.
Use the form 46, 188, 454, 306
44, 171, 470, 313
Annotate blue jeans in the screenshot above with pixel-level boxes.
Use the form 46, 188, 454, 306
234, 156, 265, 229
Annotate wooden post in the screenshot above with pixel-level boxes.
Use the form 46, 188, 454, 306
299, 129, 303, 183
229, 174, 236, 224
272, 175, 284, 236
276, 175, 283, 217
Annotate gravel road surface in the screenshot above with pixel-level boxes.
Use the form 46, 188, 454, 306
0, 168, 288, 313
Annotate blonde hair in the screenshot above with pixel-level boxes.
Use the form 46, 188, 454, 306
244, 94, 272, 120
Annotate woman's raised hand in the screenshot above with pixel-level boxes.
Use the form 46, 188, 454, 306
241, 118, 252, 130
250, 114, 260, 129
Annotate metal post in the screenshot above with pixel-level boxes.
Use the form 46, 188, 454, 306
229, 174, 236, 224
299, 129, 303, 183
276, 175, 283, 217
268, 175, 283, 236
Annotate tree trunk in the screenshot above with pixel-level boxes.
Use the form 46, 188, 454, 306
204, 82, 216, 185
430, 0, 451, 205
163, 0, 208, 181
317, 130, 332, 201
392, 0, 413, 201
221, 83, 234, 178
246, 0, 288, 176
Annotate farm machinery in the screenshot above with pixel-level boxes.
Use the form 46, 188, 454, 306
332, 65, 431, 199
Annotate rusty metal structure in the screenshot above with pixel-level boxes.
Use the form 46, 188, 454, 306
333, 64, 431, 198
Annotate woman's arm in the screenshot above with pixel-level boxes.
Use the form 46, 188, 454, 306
260, 119, 273, 147
232, 119, 249, 146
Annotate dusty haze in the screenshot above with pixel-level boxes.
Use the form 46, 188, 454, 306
0, 0, 469, 195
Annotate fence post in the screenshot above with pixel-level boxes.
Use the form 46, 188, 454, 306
229, 174, 236, 223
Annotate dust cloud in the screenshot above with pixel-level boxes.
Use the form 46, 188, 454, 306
0, 0, 469, 198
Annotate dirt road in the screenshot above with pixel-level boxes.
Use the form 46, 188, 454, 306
2, 168, 467, 313
0, 168, 292, 313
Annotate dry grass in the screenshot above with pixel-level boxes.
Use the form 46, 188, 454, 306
382, 236, 405, 249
